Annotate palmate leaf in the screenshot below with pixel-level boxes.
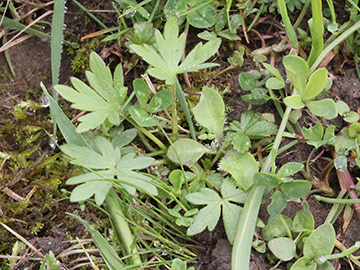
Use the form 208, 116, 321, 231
62, 136, 157, 205
54, 52, 127, 133
130, 16, 221, 85
186, 178, 248, 244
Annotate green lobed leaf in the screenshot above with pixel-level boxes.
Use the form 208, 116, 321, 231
70, 181, 112, 206
303, 223, 335, 260
186, 188, 221, 235
219, 151, 258, 191
268, 237, 296, 261
167, 139, 209, 167
223, 201, 242, 244
231, 133, 251, 153
192, 87, 225, 137
302, 122, 324, 149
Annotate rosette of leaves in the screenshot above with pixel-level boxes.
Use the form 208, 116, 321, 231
54, 52, 127, 133
282, 55, 336, 119
225, 110, 278, 154
61, 135, 157, 206
129, 16, 221, 85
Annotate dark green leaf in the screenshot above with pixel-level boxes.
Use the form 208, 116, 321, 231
267, 191, 287, 215
187, 5, 216, 28
303, 223, 335, 260
147, 91, 172, 113
238, 72, 257, 90
268, 237, 296, 261
281, 180, 312, 199
292, 209, 314, 232
129, 106, 158, 127
133, 78, 149, 109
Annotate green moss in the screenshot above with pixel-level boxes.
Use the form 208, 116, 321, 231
68, 38, 101, 74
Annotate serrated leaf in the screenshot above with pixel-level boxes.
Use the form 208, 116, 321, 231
304, 223, 335, 260
187, 5, 216, 28
231, 133, 251, 153
167, 139, 208, 166
220, 151, 258, 191
192, 87, 225, 137
268, 237, 296, 261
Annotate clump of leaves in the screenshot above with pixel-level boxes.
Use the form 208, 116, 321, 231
55, 52, 128, 133
129, 16, 221, 85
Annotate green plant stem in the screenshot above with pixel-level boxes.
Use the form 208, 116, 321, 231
315, 195, 360, 204
310, 19, 360, 73
232, 105, 293, 270
72, 0, 108, 29
176, 79, 196, 140
293, 0, 310, 30
105, 189, 142, 266
171, 84, 179, 141
307, 0, 323, 68
277, 0, 298, 47
148, 0, 160, 22
211, 142, 230, 168
322, 242, 360, 260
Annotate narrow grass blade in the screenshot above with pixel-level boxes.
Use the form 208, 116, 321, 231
175, 79, 196, 140
277, 0, 298, 47
67, 213, 126, 270
51, 0, 66, 90
41, 82, 88, 147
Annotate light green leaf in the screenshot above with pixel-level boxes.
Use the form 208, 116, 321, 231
266, 77, 285, 89
220, 151, 258, 191
133, 78, 149, 109
192, 87, 225, 137
167, 139, 208, 166
284, 95, 305, 109
307, 99, 337, 119
277, 162, 304, 178
302, 68, 328, 103
187, 5, 216, 28
283, 55, 309, 94
292, 209, 314, 232
290, 257, 316, 270
344, 111, 360, 123
223, 201, 242, 244
231, 133, 251, 153
268, 237, 296, 261
304, 223, 335, 260
147, 91, 172, 113
186, 188, 221, 235
54, 52, 125, 133
263, 63, 283, 80
336, 100, 350, 116
70, 181, 112, 206
129, 106, 158, 127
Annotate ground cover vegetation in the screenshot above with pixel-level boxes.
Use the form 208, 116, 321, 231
1, 0, 360, 269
